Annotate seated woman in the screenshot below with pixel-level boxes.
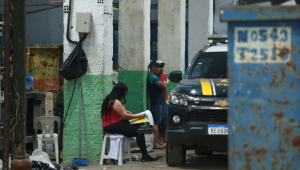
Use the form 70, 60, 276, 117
101, 82, 158, 162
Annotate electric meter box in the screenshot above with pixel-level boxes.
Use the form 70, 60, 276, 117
76, 12, 92, 33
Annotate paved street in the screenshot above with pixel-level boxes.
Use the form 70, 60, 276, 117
60, 150, 228, 170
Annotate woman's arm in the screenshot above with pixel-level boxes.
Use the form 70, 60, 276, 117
126, 111, 134, 115
113, 100, 145, 120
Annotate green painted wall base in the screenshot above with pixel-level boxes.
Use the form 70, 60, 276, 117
118, 70, 148, 113
117, 71, 184, 112
63, 74, 112, 163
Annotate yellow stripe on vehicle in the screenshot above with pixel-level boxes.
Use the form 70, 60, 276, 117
200, 79, 213, 96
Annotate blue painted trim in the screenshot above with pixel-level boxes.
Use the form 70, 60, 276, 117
221, 6, 300, 22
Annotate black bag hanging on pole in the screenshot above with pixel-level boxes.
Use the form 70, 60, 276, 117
59, 34, 88, 81
59, 0, 88, 81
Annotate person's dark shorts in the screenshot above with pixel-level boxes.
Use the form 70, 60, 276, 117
150, 105, 163, 124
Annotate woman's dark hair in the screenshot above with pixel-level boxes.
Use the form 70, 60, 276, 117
101, 82, 128, 121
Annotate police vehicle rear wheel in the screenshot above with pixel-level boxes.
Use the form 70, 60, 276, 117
166, 143, 186, 166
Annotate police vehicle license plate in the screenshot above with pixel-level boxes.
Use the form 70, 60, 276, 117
208, 125, 228, 135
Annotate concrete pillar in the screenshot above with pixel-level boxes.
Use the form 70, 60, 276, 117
188, 0, 213, 64
62, 0, 113, 162
214, 0, 234, 34
157, 0, 186, 93
118, 0, 151, 113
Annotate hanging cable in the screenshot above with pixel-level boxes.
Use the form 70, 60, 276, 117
66, 0, 86, 44
10, 84, 20, 133
60, 0, 89, 128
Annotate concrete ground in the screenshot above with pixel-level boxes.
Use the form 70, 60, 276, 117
58, 149, 228, 170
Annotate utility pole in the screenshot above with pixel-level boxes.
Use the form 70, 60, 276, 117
3, 0, 11, 169
11, 0, 27, 159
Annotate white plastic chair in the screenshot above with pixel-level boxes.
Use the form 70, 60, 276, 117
34, 116, 60, 164
99, 134, 132, 165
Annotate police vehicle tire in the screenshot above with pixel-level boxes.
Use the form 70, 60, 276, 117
166, 143, 186, 166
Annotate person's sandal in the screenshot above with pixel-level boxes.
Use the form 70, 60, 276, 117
110, 159, 127, 164
141, 155, 159, 162
153, 144, 165, 149
110, 159, 118, 165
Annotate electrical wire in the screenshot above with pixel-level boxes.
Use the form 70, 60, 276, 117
66, 0, 80, 44
62, 0, 88, 125
63, 78, 76, 124
10, 83, 19, 133
0, 3, 62, 6
0, 5, 62, 15
0, 72, 4, 104
26, 3, 62, 6
27, 6, 61, 15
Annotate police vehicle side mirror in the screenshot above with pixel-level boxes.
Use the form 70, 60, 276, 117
169, 71, 182, 83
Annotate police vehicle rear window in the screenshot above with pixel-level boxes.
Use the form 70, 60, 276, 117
187, 52, 227, 79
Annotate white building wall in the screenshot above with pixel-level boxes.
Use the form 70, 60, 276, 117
188, 0, 213, 64
214, 0, 235, 34
158, 0, 186, 74
63, 0, 113, 76
118, 0, 151, 71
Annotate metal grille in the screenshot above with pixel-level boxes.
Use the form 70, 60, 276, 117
188, 110, 227, 122
187, 101, 215, 106
98, 0, 104, 4
64, 5, 69, 14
